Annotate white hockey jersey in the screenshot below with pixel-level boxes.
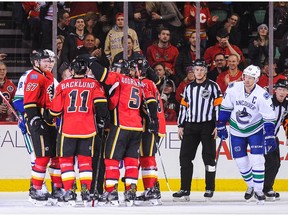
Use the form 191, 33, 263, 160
221, 81, 275, 137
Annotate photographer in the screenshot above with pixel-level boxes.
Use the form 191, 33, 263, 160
0, 53, 7, 61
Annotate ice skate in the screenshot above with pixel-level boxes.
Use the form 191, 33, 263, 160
49, 187, 65, 205
172, 190, 190, 202
124, 183, 137, 207
29, 187, 50, 206
134, 182, 162, 206
254, 191, 266, 205
204, 190, 214, 201
81, 184, 91, 207
98, 184, 119, 207
264, 190, 277, 201
57, 189, 77, 207
244, 187, 254, 202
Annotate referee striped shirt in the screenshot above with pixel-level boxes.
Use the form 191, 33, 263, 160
178, 79, 223, 126
272, 95, 288, 136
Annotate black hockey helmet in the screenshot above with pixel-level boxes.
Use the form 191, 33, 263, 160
274, 79, 288, 89
69, 56, 88, 75
130, 57, 150, 76
193, 59, 207, 68
30, 49, 50, 65
112, 60, 129, 74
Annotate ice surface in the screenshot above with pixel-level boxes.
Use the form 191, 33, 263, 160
0, 191, 287, 215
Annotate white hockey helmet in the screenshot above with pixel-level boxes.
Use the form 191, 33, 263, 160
243, 65, 261, 82
45, 49, 56, 59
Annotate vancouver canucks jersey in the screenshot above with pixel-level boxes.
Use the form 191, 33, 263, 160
221, 81, 275, 137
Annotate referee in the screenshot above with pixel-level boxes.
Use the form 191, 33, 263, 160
172, 59, 223, 201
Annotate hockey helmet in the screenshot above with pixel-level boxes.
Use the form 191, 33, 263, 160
243, 65, 261, 80
193, 59, 207, 68
274, 79, 288, 89
45, 49, 56, 59
131, 57, 150, 76
112, 60, 129, 74
69, 57, 88, 75
30, 49, 50, 65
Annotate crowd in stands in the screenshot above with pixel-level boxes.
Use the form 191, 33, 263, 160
1, 2, 288, 123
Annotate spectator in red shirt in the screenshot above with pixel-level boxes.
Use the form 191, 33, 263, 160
161, 94, 177, 122
258, 60, 287, 91
216, 54, 243, 93
175, 65, 195, 104
204, 28, 246, 71
207, 53, 227, 82
146, 27, 179, 84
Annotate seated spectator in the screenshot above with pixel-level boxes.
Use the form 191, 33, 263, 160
61, 17, 86, 64
154, 62, 168, 93
258, 60, 287, 91
104, 12, 140, 64
0, 61, 16, 122
57, 9, 73, 38
76, 33, 110, 68
175, 65, 195, 104
84, 11, 99, 36
204, 28, 246, 71
146, 27, 179, 85
207, 53, 227, 82
161, 93, 177, 122
248, 24, 275, 68
113, 35, 143, 64
162, 79, 179, 115
183, 2, 218, 49
216, 54, 243, 93
175, 31, 204, 85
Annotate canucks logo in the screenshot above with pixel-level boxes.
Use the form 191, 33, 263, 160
47, 83, 54, 102
236, 107, 252, 124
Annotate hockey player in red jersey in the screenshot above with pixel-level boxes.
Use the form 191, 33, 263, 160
78, 54, 159, 206
49, 57, 109, 206
127, 58, 166, 206
24, 50, 62, 205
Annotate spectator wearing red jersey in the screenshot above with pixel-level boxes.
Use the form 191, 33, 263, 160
175, 66, 195, 104
204, 28, 246, 71
146, 27, 179, 85
175, 31, 204, 85
258, 60, 287, 91
161, 94, 177, 122
183, 2, 218, 48
216, 54, 243, 93
0, 61, 16, 122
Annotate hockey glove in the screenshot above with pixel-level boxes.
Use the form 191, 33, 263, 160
29, 116, 48, 135
18, 120, 27, 134
264, 122, 276, 153
216, 121, 228, 140
148, 118, 159, 135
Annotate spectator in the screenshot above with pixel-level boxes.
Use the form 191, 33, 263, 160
183, 2, 218, 49
175, 65, 195, 104
162, 79, 179, 115
146, 27, 179, 85
84, 11, 99, 36
61, 17, 86, 65
40, 2, 53, 49
104, 12, 140, 64
154, 62, 168, 93
204, 28, 246, 71
216, 54, 243, 93
0, 61, 16, 122
0, 53, 7, 61
258, 60, 287, 90
69, 2, 99, 26
161, 93, 177, 122
113, 35, 143, 64
207, 53, 227, 82
57, 9, 73, 38
175, 31, 204, 85
248, 24, 274, 68
76, 33, 110, 68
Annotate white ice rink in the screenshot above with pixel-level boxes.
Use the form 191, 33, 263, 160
0, 191, 288, 215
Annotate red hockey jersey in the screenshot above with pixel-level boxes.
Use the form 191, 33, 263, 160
0, 78, 16, 121
50, 77, 107, 137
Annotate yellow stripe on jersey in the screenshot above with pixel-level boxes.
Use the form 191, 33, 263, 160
100, 67, 108, 83
110, 127, 120, 159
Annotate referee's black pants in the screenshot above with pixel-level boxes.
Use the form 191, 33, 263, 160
263, 137, 281, 193
179, 121, 216, 192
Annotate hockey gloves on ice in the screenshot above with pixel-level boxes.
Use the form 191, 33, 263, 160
264, 122, 276, 153
29, 116, 48, 135
216, 121, 228, 140
148, 118, 159, 135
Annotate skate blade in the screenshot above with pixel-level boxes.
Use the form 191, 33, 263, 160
256, 200, 265, 205
265, 196, 276, 202
125, 200, 134, 207
29, 198, 49, 206
134, 198, 162, 206
48, 198, 59, 206
83, 200, 92, 207
57, 200, 76, 207
173, 196, 190, 202
98, 200, 120, 207
204, 197, 212, 202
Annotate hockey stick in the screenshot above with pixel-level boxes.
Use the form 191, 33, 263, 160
156, 137, 172, 192
92, 127, 105, 207
0, 91, 33, 155
215, 137, 224, 167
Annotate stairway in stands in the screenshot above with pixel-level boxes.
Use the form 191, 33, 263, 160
0, 4, 31, 85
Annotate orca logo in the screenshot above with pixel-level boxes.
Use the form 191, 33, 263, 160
236, 107, 252, 124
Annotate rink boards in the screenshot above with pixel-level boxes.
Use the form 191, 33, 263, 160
0, 123, 288, 192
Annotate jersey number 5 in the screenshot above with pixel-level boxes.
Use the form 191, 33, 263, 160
128, 87, 140, 109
